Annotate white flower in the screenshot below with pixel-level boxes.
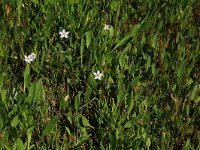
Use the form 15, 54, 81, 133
93, 70, 103, 80
29, 53, 36, 60
25, 55, 31, 63
24, 52, 36, 63
104, 24, 110, 31
59, 29, 70, 39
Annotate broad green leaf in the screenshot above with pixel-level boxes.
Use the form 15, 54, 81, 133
117, 90, 126, 105
67, 109, 73, 124
151, 34, 157, 48
105, 52, 114, 64
140, 34, 146, 47
157, 19, 163, 31
177, 59, 186, 79
59, 53, 66, 64
41, 118, 58, 139
87, 73, 96, 88
110, 0, 120, 10
119, 54, 127, 68
45, 12, 55, 30
33, 79, 43, 105
124, 121, 132, 128
191, 85, 198, 100
146, 56, 151, 71
94, 49, 100, 65
16, 138, 25, 150
106, 76, 114, 90
128, 99, 134, 114
146, 138, 151, 150
151, 63, 156, 75
25, 82, 36, 104
17, 0, 23, 16
101, 54, 106, 66
16, 0, 22, 7
11, 115, 19, 127
184, 139, 191, 149
29, 82, 37, 96
75, 92, 81, 112
85, 31, 91, 48
109, 26, 114, 40
81, 115, 93, 128
24, 64, 30, 90
141, 127, 146, 139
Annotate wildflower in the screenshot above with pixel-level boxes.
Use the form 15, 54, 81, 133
59, 29, 70, 39
104, 24, 110, 31
24, 52, 36, 63
29, 53, 36, 60
93, 70, 103, 80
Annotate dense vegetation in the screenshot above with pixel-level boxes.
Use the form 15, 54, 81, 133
0, 0, 199, 149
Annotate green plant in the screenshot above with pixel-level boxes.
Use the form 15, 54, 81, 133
0, 0, 199, 149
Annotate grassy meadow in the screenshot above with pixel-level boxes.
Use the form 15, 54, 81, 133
0, 0, 200, 149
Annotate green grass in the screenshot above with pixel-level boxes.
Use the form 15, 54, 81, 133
0, 0, 199, 149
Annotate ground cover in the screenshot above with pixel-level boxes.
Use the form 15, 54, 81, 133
0, 0, 199, 149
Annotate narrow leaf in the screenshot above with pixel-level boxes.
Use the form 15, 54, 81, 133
128, 76, 141, 88
80, 38, 85, 67
146, 56, 151, 71
113, 24, 139, 50
0, 107, 7, 127
109, 130, 117, 150
128, 92, 142, 114
85, 31, 91, 48
24, 64, 30, 90
27, 126, 34, 150
41, 118, 58, 139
